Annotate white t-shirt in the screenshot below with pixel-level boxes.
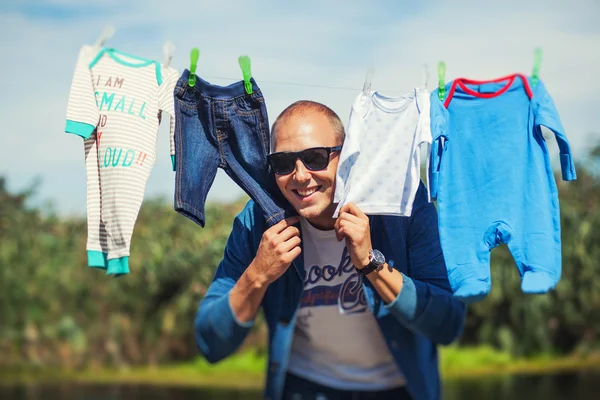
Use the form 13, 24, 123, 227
287, 217, 406, 391
334, 88, 432, 218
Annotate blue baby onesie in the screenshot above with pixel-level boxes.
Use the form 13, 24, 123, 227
429, 74, 577, 303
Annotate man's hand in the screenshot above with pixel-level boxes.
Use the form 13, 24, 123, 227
334, 203, 372, 269
249, 216, 301, 286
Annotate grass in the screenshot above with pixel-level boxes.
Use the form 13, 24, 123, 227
0, 351, 268, 390
2, 346, 600, 389
440, 345, 600, 380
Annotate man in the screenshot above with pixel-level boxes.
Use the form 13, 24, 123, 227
194, 101, 466, 400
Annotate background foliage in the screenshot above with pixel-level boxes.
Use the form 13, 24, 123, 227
0, 144, 599, 369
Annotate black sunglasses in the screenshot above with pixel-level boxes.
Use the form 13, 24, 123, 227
267, 145, 343, 175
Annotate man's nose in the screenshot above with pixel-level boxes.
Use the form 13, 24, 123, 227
293, 159, 310, 182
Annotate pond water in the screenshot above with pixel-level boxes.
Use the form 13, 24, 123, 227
2, 371, 600, 399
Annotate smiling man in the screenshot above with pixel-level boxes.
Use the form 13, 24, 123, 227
194, 101, 466, 400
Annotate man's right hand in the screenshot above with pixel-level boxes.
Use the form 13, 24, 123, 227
230, 216, 301, 324
250, 216, 302, 286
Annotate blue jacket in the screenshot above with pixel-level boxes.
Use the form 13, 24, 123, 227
194, 183, 467, 400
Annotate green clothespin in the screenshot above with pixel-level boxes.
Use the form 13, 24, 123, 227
188, 48, 199, 87
531, 47, 542, 87
238, 55, 253, 94
437, 61, 446, 101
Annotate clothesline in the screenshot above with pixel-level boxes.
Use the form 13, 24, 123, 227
202, 75, 412, 93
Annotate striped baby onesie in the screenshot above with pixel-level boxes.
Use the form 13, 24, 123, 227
65, 45, 179, 276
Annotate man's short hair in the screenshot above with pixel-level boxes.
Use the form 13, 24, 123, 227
270, 100, 346, 153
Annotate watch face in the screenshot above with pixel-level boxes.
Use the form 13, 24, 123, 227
371, 249, 385, 266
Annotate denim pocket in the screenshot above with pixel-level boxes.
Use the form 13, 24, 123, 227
177, 97, 198, 116
231, 92, 264, 116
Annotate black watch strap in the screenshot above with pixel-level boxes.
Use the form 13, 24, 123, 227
356, 262, 379, 277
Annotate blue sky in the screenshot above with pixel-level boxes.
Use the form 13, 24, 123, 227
0, 0, 598, 216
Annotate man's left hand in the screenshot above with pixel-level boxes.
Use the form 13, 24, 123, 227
334, 202, 372, 269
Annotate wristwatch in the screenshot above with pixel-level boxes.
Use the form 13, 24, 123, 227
356, 249, 386, 276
